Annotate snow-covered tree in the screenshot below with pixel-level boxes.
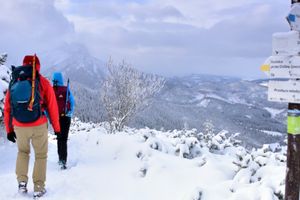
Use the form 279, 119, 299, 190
101, 59, 165, 133
0, 53, 11, 141
0, 53, 7, 65
0, 53, 10, 118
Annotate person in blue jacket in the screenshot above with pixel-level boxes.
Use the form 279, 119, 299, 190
52, 72, 75, 169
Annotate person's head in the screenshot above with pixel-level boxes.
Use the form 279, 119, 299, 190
23, 54, 41, 71
52, 72, 64, 86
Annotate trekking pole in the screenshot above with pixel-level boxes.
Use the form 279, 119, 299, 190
28, 54, 36, 111
65, 78, 70, 115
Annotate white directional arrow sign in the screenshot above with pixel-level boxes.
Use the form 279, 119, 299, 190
265, 55, 300, 78
268, 80, 300, 103
272, 31, 300, 56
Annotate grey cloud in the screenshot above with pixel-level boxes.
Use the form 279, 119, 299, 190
78, 2, 290, 78
128, 5, 185, 22
0, 0, 290, 79
83, 3, 285, 57
0, 0, 74, 64
66, 1, 185, 22
60, 0, 294, 78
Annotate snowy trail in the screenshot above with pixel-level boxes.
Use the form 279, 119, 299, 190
0, 122, 286, 200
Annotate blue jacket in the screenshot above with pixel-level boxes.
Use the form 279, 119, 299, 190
52, 72, 75, 118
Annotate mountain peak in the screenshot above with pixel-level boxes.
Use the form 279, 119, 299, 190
41, 43, 106, 88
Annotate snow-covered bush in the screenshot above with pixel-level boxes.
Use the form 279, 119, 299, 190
230, 143, 285, 199
137, 127, 243, 160
69, 117, 99, 134
233, 146, 252, 168
174, 135, 201, 158
197, 128, 241, 153
210, 131, 241, 151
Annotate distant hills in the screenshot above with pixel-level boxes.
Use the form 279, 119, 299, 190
132, 75, 286, 147
42, 44, 287, 148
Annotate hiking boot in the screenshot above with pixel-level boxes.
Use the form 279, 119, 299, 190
18, 181, 28, 194
33, 188, 46, 199
61, 164, 67, 170
58, 160, 67, 170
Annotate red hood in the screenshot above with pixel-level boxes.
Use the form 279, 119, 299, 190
23, 54, 41, 71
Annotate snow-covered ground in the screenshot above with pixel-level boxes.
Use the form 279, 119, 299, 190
261, 130, 283, 137
264, 107, 285, 119
0, 119, 286, 200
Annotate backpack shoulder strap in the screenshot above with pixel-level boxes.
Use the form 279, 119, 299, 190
28, 56, 37, 111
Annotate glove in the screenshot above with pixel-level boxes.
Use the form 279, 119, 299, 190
66, 111, 72, 117
55, 132, 61, 139
7, 132, 16, 143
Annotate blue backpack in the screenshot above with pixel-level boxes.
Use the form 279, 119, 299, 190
9, 65, 42, 123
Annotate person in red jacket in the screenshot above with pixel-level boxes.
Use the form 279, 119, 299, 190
4, 55, 61, 198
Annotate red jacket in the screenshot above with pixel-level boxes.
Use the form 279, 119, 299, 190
4, 55, 61, 133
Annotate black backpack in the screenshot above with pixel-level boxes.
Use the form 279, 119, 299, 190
9, 65, 42, 123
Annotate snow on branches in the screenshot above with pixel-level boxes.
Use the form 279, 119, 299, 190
0, 53, 11, 142
0, 53, 10, 118
0, 53, 7, 66
101, 59, 165, 133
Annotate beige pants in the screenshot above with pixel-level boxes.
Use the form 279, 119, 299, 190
14, 123, 48, 192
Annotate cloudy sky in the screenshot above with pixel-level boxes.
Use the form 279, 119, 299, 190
0, 0, 291, 78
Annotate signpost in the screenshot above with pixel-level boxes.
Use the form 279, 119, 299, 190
261, 1, 300, 199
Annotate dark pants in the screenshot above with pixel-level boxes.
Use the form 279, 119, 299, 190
57, 116, 71, 164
